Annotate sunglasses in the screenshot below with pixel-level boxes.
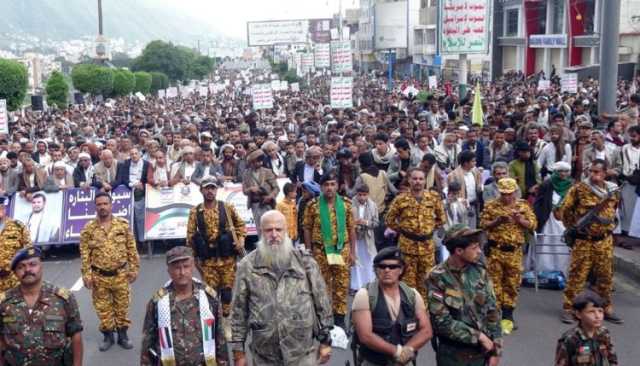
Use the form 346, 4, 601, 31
376, 264, 402, 270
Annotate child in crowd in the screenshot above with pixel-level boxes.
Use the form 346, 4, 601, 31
276, 182, 298, 242
350, 184, 378, 291
437, 181, 470, 262
555, 290, 618, 366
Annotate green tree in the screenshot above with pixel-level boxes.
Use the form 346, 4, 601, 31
131, 40, 191, 82
71, 64, 113, 96
45, 71, 69, 109
112, 68, 136, 96
134, 71, 152, 94
150, 71, 169, 92
187, 55, 214, 80
0, 58, 28, 111
283, 69, 300, 84
132, 40, 216, 83
71, 63, 95, 94
90, 66, 114, 96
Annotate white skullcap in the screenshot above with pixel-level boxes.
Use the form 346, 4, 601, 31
552, 161, 571, 172
53, 161, 67, 169
78, 152, 91, 160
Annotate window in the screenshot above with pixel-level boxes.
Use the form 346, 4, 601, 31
581, 0, 596, 34
505, 8, 519, 37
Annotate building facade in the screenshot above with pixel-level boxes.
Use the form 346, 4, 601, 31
492, 0, 640, 78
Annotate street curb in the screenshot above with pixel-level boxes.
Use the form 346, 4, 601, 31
614, 249, 640, 284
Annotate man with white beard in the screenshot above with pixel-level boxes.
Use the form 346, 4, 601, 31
230, 210, 334, 366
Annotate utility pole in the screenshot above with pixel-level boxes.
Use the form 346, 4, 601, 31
98, 0, 103, 35
598, 0, 621, 124
95, 0, 107, 63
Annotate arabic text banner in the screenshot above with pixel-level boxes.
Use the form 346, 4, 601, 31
8, 186, 134, 245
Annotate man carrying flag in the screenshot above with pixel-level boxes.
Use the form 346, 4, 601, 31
304, 170, 357, 329
141, 246, 228, 366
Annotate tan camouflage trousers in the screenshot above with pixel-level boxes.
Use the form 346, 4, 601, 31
0, 275, 19, 293
201, 256, 236, 316
313, 246, 350, 316
563, 236, 614, 310
91, 271, 131, 331
487, 248, 523, 309
402, 249, 435, 301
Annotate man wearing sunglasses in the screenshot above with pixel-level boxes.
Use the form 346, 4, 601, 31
351, 247, 432, 366
426, 224, 502, 366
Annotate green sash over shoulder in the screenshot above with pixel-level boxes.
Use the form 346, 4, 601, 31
319, 194, 346, 265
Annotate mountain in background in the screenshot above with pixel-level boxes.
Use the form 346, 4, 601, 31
1, 0, 237, 45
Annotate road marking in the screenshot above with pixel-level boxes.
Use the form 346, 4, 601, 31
70, 277, 84, 292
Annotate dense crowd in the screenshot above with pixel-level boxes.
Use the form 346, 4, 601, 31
0, 65, 635, 365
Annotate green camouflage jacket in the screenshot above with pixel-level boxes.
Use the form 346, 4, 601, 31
0, 281, 82, 366
426, 258, 503, 356
555, 326, 617, 366
230, 248, 333, 365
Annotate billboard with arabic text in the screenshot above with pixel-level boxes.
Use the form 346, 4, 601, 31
439, 0, 490, 54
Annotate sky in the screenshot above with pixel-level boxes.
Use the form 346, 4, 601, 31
161, 0, 355, 40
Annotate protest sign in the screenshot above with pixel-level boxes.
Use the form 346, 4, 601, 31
331, 40, 353, 74
166, 87, 178, 98
314, 43, 331, 68
61, 186, 133, 243
271, 80, 281, 91
561, 73, 578, 94
252, 83, 274, 110
428, 75, 438, 89
331, 77, 353, 109
291, 83, 300, 92
538, 80, 551, 91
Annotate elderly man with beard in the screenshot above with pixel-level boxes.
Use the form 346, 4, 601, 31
230, 210, 333, 366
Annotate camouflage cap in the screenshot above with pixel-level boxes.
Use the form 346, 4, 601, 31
443, 224, 482, 246
497, 177, 518, 194
166, 246, 193, 264
200, 176, 222, 189
11, 247, 42, 271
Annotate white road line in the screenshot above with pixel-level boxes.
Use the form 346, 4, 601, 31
70, 277, 84, 292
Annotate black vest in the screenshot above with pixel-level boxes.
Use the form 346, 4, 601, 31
359, 285, 419, 365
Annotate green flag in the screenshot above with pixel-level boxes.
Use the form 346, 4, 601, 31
471, 83, 483, 126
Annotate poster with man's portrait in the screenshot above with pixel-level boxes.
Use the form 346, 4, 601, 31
11, 191, 64, 245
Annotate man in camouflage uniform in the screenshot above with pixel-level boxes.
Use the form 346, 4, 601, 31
231, 210, 333, 366
141, 246, 228, 366
555, 290, 618, 366
303, 171, 356, 328
386, 168, 446, 300
0, 247, 83, 366
0, 196, 32, 292
79, 191, 139, 351
426, 224, 502, 366
557, 159, 623, 324
479, 177, 536, 333
186, 177, 246, 337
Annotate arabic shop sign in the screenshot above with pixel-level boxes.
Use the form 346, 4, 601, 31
529, 34, 568, 48
440, 0, 490, 54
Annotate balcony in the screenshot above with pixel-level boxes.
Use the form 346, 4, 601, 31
419, 7, 437, 26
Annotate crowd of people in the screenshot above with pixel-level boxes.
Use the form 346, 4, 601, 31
0, 64, 634, 365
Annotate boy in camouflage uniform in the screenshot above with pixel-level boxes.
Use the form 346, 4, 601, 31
426, 224, 502, 366
555, 290, 618, 366
0, 247, 83, 366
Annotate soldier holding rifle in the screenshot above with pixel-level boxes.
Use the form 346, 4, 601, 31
556, 159, 623, 325
242, 149, 280, 231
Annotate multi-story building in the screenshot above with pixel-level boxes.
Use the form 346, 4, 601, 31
492, 0, 639, 78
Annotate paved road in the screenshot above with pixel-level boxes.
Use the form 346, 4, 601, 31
41, 246, 640, 366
